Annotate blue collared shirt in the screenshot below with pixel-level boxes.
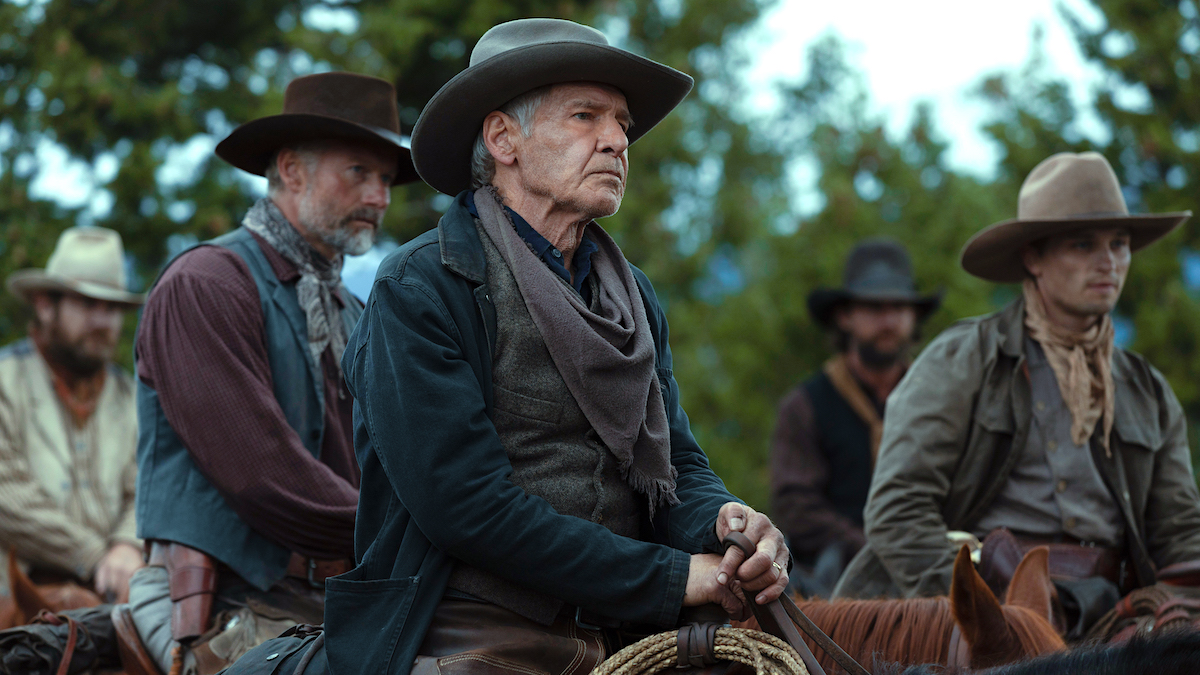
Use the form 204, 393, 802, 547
467, 191, 597, 302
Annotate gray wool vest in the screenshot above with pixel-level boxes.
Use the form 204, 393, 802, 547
135, 227, 362, 591
446, 222, 644, 624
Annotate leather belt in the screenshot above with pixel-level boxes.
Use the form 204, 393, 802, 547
286, 553, 352, 588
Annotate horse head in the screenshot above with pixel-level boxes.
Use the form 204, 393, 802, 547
5, 549, 102, 627
949, 544, 1065, 669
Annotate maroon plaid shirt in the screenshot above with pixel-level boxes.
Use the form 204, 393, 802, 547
136, 232, 359, 560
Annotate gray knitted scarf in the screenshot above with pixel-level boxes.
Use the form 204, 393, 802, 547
474, 187, 678, 515
243, 198, 348, 370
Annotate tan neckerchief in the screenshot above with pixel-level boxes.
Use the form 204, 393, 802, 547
1022, 279, 1115, 456
823, 354, 886, 465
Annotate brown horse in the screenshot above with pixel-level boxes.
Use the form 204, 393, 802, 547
0, 550, 103, 629
739, 546, 1065, 672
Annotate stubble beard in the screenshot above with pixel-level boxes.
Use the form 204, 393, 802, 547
519, 173, 623, 222
855, 334, 910, 371
297, 191, 380, 257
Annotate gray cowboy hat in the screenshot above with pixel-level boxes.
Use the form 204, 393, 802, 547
961, 151, 1191, 283
215, 72, 420, 186
807, 239, 942, 328
410, 17, 695, 196
7, 227, 144, 306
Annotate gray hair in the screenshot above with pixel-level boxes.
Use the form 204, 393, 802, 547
265, 140, 331, 195
469, 85, 553, 189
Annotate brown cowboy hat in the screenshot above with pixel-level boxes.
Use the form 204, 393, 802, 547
410, 18, 694, 196
215, 72, 420, 185
961, 151, 1191, 283
7, 227, 144, 306
807, 239, 941, 328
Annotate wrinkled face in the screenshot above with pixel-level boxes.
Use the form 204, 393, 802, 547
835, 301, 919, 368
33, 292, 125, 376
1023, 227, 1131, 321
511, 83, 632, 220
293, 140, 399, 256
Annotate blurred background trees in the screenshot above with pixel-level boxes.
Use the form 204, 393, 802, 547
1, 0, 1198, 508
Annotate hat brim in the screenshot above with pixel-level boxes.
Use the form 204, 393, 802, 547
7, 270, 144, 306
214, 114, 420, 186
807, 287, 942, 328
960, 212, 1191, 283
411, 41, 695, 196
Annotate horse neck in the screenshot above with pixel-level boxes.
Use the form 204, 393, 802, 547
798, 597, 956, 669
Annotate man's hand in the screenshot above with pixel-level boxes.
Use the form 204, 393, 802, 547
713, 502, 789, 605
684, 553, 749, 620
94, 542, 144, 603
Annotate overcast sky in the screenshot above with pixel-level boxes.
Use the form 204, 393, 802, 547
740, 0, 1107, 175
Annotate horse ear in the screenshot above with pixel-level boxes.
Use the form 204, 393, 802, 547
950, 544, 1018, 668
9, 549, 51, 623
1004, 546, 1054, 624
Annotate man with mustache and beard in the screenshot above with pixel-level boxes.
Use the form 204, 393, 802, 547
0, 227, 143, 603
124, 72, 419, 674
769, 239, 940, 597
834, 152, 1200, 640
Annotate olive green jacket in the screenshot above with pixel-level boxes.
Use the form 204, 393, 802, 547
833, 298, 1200, 599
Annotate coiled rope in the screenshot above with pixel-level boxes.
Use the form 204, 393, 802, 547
592, 627, 809, 675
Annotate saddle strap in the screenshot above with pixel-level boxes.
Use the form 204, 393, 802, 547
676, 623, 720, 669
33, 611, 79, 675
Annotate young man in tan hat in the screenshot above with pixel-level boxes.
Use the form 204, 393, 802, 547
125, 71, 419, 673
833, 151, 1200, 638
771, 238, 940, 597
304, 17, 789, 675
0, 226, 143, 603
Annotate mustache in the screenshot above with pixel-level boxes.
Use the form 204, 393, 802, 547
340, 207, 384, 228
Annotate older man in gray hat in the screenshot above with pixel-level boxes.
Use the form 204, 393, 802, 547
316, 17, 789, 675
0, 227, 143, 603
771, 238, 939, 597
833, 152, 1200, 639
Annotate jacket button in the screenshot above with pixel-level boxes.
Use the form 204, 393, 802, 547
1065, 517, 1078, 529
1056, 480, 1067, 493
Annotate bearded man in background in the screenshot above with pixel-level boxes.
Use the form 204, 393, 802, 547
770, 239, 939, 596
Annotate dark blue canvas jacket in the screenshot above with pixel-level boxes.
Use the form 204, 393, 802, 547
327, 192, 739, 675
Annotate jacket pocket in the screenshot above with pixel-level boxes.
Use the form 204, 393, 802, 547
493, 384, 562, 425
324, 575, 419, 675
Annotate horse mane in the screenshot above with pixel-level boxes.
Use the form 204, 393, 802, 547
783, 596, 1063, 672
796, 597, 957, 671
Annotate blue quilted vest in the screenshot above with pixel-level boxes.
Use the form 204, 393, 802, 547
135, 227, 362, 591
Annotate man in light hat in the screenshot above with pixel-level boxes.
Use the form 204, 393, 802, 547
0, 227, 143, 603
125, 71, 420, 673
770, 238, 940, 597
833, 152, 1200, 638
323, 17, 789, 675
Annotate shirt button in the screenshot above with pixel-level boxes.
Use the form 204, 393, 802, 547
1056, 480, 1068, 493
1066, 517, 1078, 529
1035, 401, 1046, 411
1047, 441, 1057, 452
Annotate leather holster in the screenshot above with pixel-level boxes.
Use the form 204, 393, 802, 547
147, 541, 218, 643
978, 528, 1127, 596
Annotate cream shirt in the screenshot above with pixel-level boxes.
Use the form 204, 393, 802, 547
0, 338, 138, 588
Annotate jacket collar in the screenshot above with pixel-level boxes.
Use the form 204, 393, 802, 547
994, 296, 1027, 359
438, 190, 487, 285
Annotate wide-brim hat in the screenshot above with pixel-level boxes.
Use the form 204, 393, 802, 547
215, 72, 420, 186
808, 238, 942, 328
411, 17, 695, 196
7, 227, 144, 306
961, 151, 1191, 283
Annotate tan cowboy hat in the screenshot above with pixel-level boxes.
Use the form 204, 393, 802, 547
410, 17, 695, 196
215, 72, 420, 186
7, 227, 144, 306
961, 151, 1191, 283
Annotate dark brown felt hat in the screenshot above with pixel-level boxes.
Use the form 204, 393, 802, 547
215, 72, 419, 185
411, 18, 695, 196
807, 239, 942, 328
961, 151, 1190, 283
